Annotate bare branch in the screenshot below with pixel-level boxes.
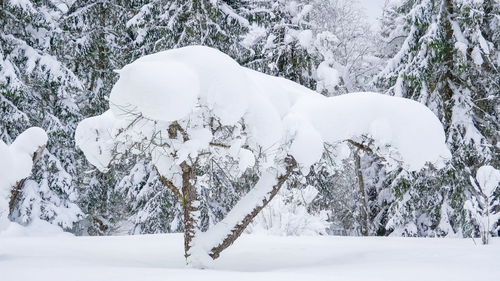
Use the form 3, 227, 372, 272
346, 139, 374, 153
157, 173, 183, 200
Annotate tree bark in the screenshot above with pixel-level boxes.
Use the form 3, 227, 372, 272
165, 122, 201, 260
180, 161, 200, 260
354, 150, 370, 236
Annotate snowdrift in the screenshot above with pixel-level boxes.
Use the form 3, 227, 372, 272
0, 234, 498, 281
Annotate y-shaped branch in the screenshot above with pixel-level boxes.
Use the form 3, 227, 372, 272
190, 156, 297, 262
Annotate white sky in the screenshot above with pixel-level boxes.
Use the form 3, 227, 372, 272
355, 0, 387, 29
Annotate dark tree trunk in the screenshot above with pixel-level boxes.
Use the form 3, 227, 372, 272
354, 150, 370, 236
180, 161, 200, 260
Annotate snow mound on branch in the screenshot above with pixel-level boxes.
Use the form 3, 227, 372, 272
110, 46, 252, 126
111, 61, 199, 122
77, 45, 450, 172
0, 127, 48, 231
289, 92, 451, 170
74, 111, 119, 172
316, 61, 341, 91
475, 165, 500, 197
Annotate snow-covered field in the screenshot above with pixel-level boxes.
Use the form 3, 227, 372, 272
1, 233, 498, 281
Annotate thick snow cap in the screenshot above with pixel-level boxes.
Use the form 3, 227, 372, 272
475, 165, 500, 197
76, 45, 450, 172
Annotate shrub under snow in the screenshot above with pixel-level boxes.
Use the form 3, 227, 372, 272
0, 127, 48, 231
465, 165, 500, 244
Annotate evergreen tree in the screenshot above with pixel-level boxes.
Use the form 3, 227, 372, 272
113, 160, 182, 234
60, 0, 135, 115
238, 0, 318, 88
0, 0, 83, 229
57, 0, 140, 234
127, 0, 248, 60
376, 0, 499, 237
310, 0, 380, 95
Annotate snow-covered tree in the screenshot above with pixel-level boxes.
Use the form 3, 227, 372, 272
0, 0, 83, 230
75, 46, 450, 266
82, 1, 387, 236
111, 0, 325, 234
127, 0, 247, 59
466, 165, 500, 244
375, 0, 499, 237
378, 0, 413, 60
114, 160, 183, 234
58, 0, 145, 234
310, 0, 381, 95
0, 127, 47, 231
238, 0, 318, 88
60, 0, 134, 115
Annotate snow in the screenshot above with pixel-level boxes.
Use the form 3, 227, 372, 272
0, 127, 48, 231
0, 218, 72, 237
74, 110, 118, 172
219, 2, 250, 27
189, 170, 279, 266
451, 20, 469, 58
7, 127, 47, 157
78, 45, 450, 172
297, 29, 313, 49
113, 46, 253, 126
0, 233, 498, 281
111, 60, 199, 122
316, 61, 341, 93
285, 113, 324, 171
289, 92, 451, 170
248, 185, 329, 236
241, 24, 267, 49
176, 127, 212, 164
471, 46, 484, 65
475, 165, 499, 197
236, 148, 255, 172
6, 0, 36, 14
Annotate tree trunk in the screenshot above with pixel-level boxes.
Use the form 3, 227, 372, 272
180, 161, 200, 260
482, 195, 490, 245
354, 150, 370, 236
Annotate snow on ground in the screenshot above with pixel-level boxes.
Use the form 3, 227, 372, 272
0, 234, 498, 281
